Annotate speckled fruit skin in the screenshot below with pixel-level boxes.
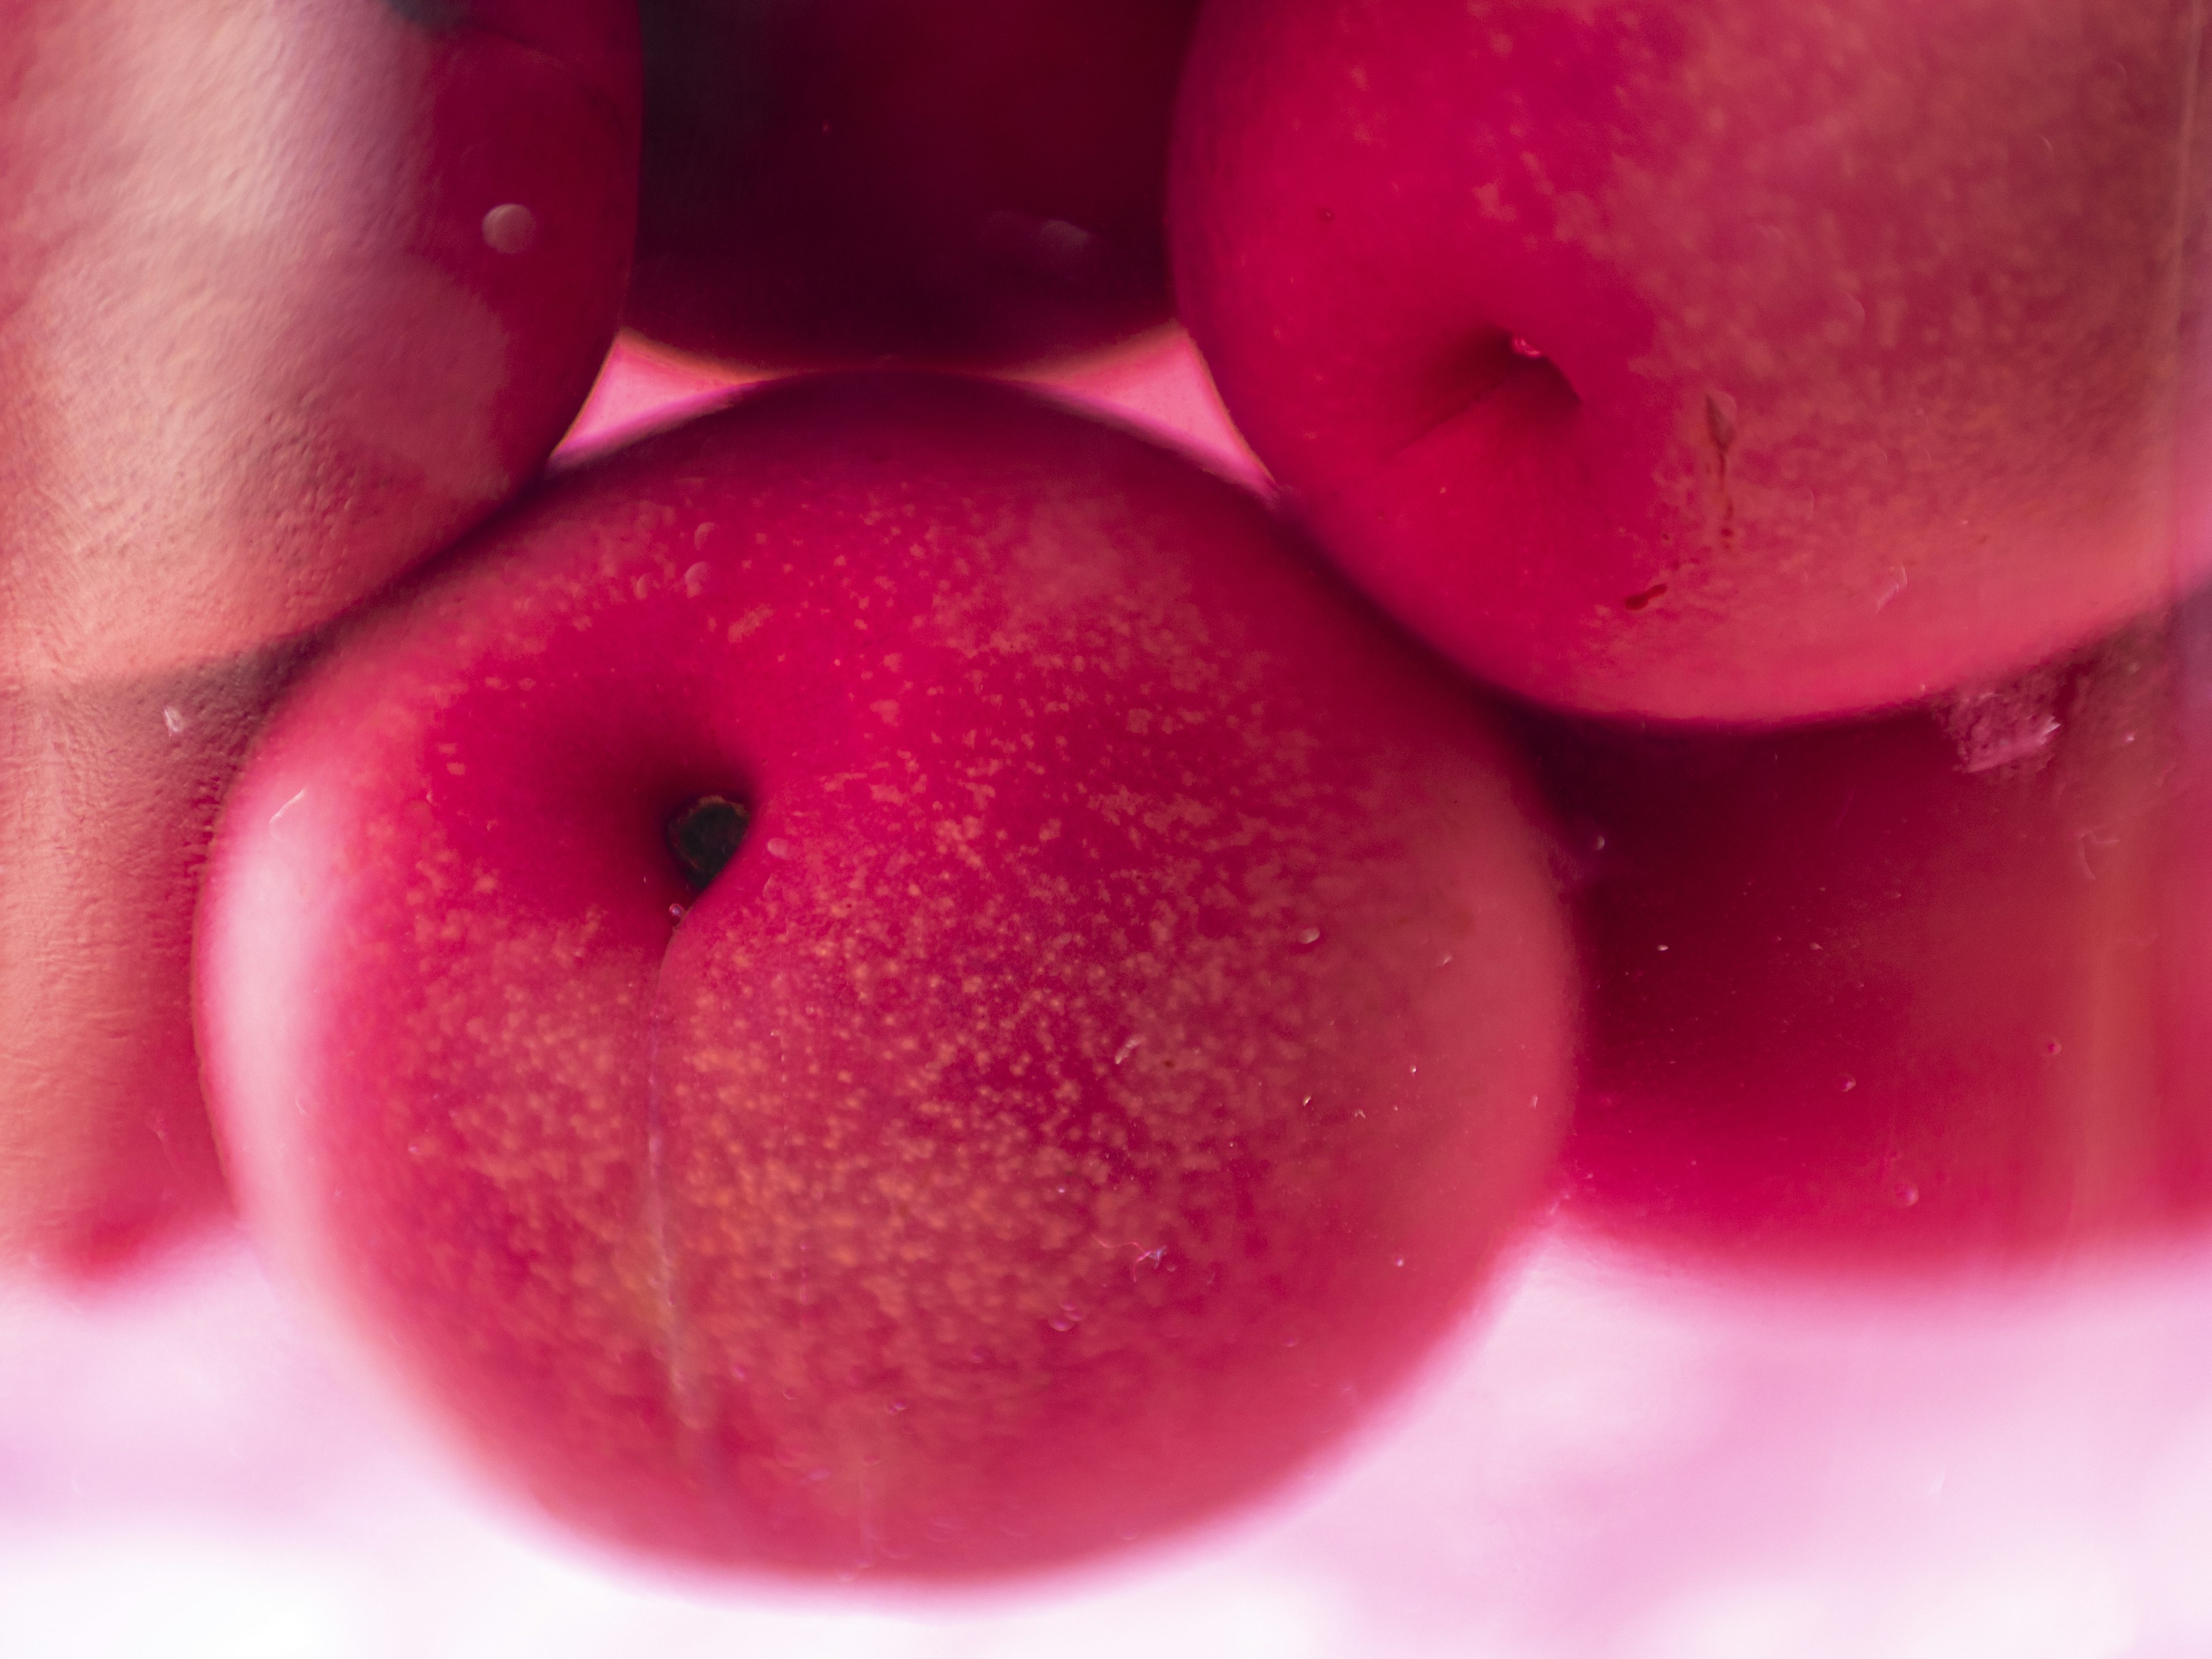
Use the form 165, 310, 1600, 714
626, 0, 1198, 372
0, 645, 302, 1276
1525, 600, 2212, 1270
1171, 0, 2212, 722
0, 0, 638, 683
196, 374, 1574, 1580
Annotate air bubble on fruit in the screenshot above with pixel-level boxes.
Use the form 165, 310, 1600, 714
683, 562, 710, 598
1896, 1183, 1921, 1207
1509, 335, 1546, 361
1943, 669, 2065, 774
1841, 1075, 1857, 1092
888, 1399, 908, 1415
481, 203, 538, 255
765, 837, 794, 860
981, 211, 1102, 279
1294, 926, 1321, 946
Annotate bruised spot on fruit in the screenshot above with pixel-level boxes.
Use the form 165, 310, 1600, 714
665, 794, 751, 892
1623, 584, 1668, 611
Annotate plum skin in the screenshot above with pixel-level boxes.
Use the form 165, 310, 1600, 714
1171, 0, 2212, 722
196, 373, 1575, 1580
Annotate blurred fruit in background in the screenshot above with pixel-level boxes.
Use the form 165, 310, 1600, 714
0, 0, 640, 684
628, 0, 1199, 372
1530, 593, 2212, 1268
1172, 0, 2212, 722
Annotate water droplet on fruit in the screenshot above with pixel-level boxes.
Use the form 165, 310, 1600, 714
765, 837, 794, 861
1294, 926, 1322, 946
1841, 1075, 1857, 1092
1896, 1183, 1921, 1207
683, 562, 710, 598
2045, 1039, 2063, 1056
1510, 335, 1546, 360
887, 1399, 908, 1414
481, 203, 537, 255
1112, 1036, 1143, 1066
1393, 1256, 1406, 1267
162, 705, 185, 736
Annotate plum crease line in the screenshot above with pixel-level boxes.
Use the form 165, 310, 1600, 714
642, 927, 720, 1495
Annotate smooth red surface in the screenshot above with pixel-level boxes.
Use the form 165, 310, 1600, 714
1528, 597, 2212, 1268
627, 0, 1198, 372
1171, 0, 2212, 722
195, 373, 1574, 1580
0, 0, 639, 683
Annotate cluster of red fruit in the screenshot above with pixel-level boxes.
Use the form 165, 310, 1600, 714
6, 0, 2209, 1587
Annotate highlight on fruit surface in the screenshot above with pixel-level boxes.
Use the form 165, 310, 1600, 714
0, 0, 641, 682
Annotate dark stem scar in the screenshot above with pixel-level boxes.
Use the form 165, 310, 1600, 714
665, 795, 752, 892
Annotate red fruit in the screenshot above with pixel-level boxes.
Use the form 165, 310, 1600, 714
0, 0, 639, 681
0, 646, 302, 1275
1527, 604, 2212, 1269
196, 374, 1573, 1577
627, 0, 1198, 371
1171, 0, 2211, 721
